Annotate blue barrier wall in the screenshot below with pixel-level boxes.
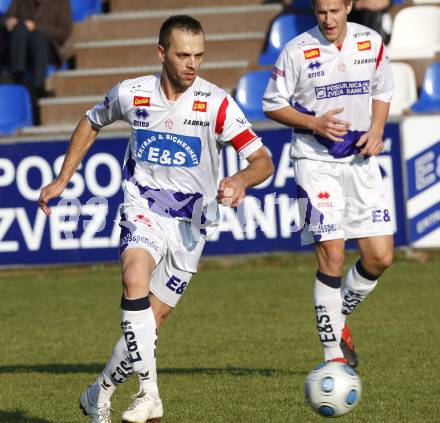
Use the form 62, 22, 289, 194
0, 124, 406, 267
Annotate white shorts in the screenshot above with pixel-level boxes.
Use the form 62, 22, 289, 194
119, 205, 206, 307
293, 157, 393, 246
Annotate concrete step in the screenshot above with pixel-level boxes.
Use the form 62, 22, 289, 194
73, 4, 281, 42
110, 0, 265, 12
51, 61, 249, 97
75, 32, 265, 69
42, 62, 246, 124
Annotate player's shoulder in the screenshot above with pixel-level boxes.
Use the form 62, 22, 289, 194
348, 22, 383, 46
283, 25, 321, 56
118, 75, 158, 94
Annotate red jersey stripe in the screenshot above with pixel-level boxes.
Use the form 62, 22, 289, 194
376, 42, 384, 70
215, 96, 229, 135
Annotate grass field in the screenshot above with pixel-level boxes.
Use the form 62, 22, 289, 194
0, 250, 439, 423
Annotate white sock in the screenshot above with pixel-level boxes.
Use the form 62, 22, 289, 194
121, 296, 159, 399
341, 260, 378, 322
90, 336, 133, 406
314, 271, 344, 362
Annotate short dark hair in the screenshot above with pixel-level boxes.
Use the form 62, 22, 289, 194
159, 15, 204, 51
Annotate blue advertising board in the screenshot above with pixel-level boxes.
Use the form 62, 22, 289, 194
401, 116, 440, 248
0, 123, 406, 267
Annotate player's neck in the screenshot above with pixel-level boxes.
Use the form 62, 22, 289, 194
160, 73, 188, 101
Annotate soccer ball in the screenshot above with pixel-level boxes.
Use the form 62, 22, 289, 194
304, 361, 362, 417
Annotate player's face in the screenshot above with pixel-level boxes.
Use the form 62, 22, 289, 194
313, 0, 352, 45
158, 29, 205, 92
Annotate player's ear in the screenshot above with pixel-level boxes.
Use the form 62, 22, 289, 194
345, 0, 353, 14
157, 45, 166, 63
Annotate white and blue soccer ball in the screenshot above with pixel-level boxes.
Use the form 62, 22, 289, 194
304, 361, 362, 417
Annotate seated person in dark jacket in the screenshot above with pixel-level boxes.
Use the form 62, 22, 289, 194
4, 0, 72, 97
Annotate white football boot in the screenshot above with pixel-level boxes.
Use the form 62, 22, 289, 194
121, 390, 163, 423
80, 386, 112, 423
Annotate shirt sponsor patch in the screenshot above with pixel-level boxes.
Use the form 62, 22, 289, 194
357, 41, 371, 51
304, 48, 320, 59
135, 130, 201, 167
192, 101, 207, 112
315, 80, 370, 99
133, 96, 150, 106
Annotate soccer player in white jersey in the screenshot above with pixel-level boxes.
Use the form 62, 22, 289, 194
263, 0, 394, 368
38, 15, 274, 423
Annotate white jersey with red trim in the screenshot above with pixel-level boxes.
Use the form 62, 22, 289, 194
263, 22, 394, 163
86, 75, 261, 228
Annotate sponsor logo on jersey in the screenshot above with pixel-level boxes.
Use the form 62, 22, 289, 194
307, 61, 324, 78
133, 96, 150, 106
309, 223, 342, 234
133, 108, 150, 128
193, 90, 211, 97
135, 108, 150, 120
165, 119, 173, 130
134, 214, 152, 227
236, 117, 248, 127
136, 129, 201, 167
315, 80, 370, 99
357, 41, 371, 51
304, 48, 320, 59
354, 31, 371, 38
317, 191, 333, 208
308, 61, 321, 70
183, 118, 210, 127
192, 101, 207, 112
354, 57, 377, 65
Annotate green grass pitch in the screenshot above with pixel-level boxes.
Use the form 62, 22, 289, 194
0, 250, 439, 422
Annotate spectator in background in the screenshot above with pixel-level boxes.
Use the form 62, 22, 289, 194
349, 0, 392, 44
3, 0, 72, 122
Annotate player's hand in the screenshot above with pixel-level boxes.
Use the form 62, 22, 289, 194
216, 177, 246, 208
38, 179, 66, 216
5, 17, 18, 31
355, 129, 384, 158
313, 108, 350, 142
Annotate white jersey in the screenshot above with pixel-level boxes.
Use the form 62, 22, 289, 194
263, 22, 394, 162
87, 75, 262, 230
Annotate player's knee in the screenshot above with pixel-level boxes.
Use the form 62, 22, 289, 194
364, 250, 393, 275
320, 248, 345, 274
378, 249, 393, 271
122, 267, 147, 291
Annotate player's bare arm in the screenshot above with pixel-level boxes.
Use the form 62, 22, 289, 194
38, 116, 99, 215
265, 106, 350, 142
217, 146, 274, 208
355, 100, 390, 157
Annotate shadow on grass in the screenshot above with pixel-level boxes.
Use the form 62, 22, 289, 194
0, 410, 72, 423
0, 364, 307, 377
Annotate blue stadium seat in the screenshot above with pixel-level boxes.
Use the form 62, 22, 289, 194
411, 62, 440, 113
259, 13, 317, 65
291, 0, 313, 8
0, 84, 33, 135
234, 70, 272, 121
0, 0, 11, 16
70, 0, 102, 22
0, 0, 12, 13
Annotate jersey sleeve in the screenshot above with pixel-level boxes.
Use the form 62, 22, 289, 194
215, 95, 263, 159
262, 47, 298, 112
86, 82, 123, 129
371, 42, 394, 103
